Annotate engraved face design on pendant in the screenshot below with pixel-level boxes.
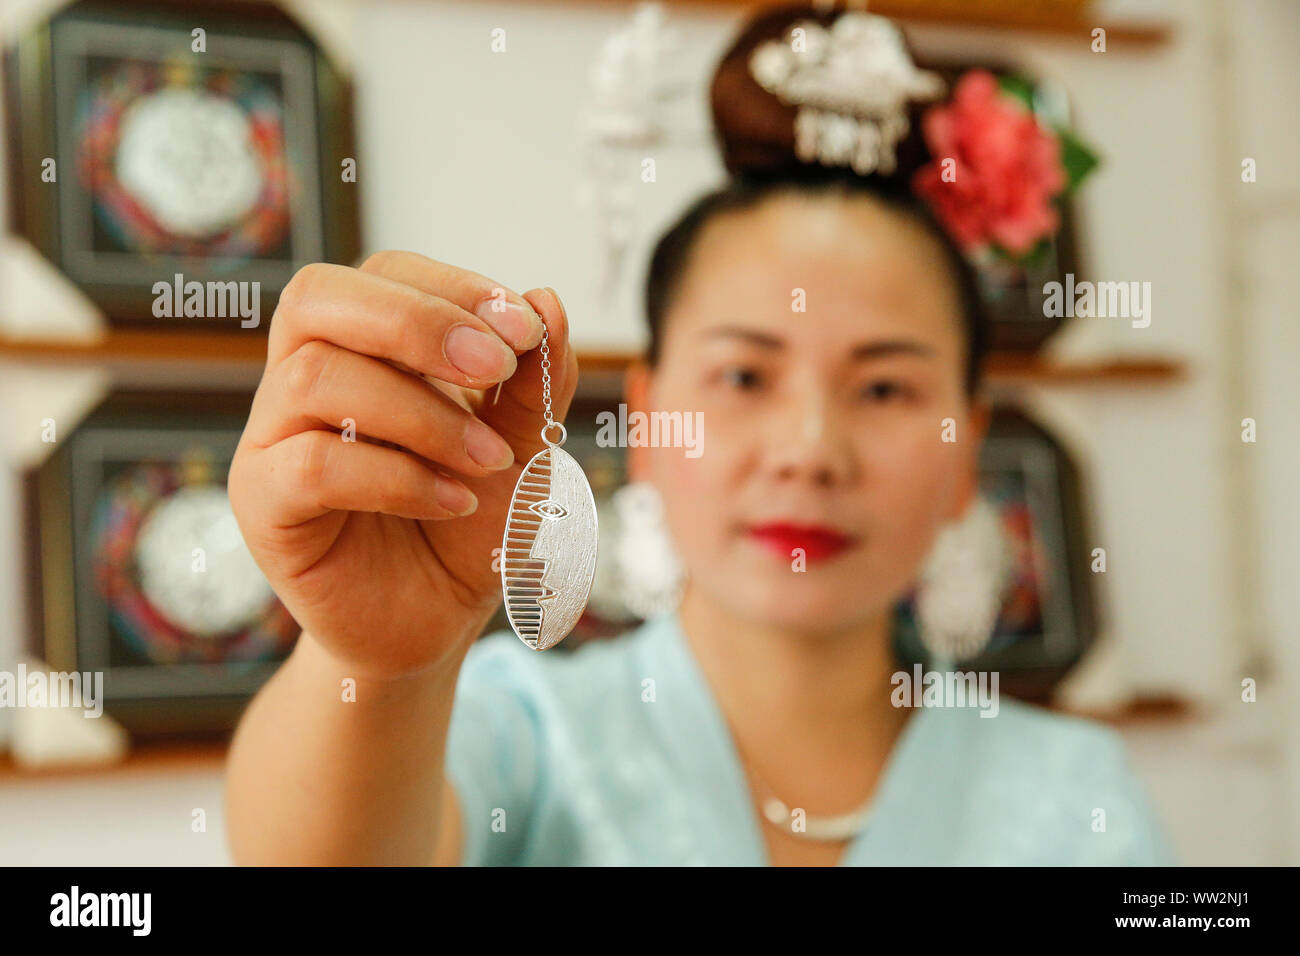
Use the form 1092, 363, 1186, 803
502, 447, 598, 650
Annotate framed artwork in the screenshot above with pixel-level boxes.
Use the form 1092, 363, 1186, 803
893, 406, 1098, 698
975, 198, 1084, 353
26, 390, 299, 736
4, 0, 360, 327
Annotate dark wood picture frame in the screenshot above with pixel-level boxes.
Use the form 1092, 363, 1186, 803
3, 0, 360, 328
893, 405, 1099, 700
25, 388, 300, 737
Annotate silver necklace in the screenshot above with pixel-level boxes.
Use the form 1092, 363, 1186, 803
500, 327, 598, 651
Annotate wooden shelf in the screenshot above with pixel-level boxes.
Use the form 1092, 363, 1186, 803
0, 738, 228, 781
982, 353, 1187, 385
656, 0, 1172, 46
0, 333, 1187, 386
0, 329, 270, 364
578, 349, 1189, 386
1061, 695, 1199, 727
0, 693, 1195, 781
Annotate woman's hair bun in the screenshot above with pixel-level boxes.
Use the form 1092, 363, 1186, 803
709, 3, 945, 187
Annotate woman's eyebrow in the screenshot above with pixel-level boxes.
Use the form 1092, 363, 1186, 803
849, 340, 938, 361
699, 326, 937, 360
699, 326, 783, 348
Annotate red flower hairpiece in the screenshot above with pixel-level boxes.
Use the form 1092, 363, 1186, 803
912, 70, 1097, 263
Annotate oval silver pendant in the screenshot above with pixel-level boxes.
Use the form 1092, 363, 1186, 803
501, 445, 598, 651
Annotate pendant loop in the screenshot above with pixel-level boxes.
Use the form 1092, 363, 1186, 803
540, 421, 567, 447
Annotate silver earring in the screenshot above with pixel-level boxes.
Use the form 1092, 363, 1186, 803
611, 481, 684, 620
914, 494, 1012, 663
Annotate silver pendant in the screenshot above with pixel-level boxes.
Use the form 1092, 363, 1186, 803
499, 328, 597, 650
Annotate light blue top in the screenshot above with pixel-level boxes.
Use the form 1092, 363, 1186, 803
446, 610, 1175, 865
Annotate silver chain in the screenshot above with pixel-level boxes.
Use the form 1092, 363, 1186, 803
539, 325, 553, 427
537, 325, 566, 447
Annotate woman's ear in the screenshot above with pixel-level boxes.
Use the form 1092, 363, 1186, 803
623, 360, 653, 483
947, 397, 991, 520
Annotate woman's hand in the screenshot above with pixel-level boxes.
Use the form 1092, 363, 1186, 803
228, 252, 578, 680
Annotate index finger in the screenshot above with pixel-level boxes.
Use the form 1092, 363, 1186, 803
266, 263, 520, 389
358, 250, 545, 353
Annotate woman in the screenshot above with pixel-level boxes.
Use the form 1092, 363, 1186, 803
224, 6, 1171, 866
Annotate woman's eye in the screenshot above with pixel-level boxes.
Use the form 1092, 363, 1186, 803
721, 366, 763, 390
860, 380, 910, 403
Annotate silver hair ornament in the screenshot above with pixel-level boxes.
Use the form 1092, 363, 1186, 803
747, 11, 944, 176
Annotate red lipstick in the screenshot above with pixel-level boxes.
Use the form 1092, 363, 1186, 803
746, 521, 857, 562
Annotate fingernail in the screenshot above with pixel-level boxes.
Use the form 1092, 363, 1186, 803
436, 480, 478, 516
445, 325, 517, 381
464, 420, 514, 470
544, 287, 567, 323
475, 299, 543, 350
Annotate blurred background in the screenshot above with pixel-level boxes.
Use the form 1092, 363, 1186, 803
0, 0, 1296, 866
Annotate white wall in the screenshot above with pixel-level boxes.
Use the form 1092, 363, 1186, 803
1224, 0, 1300, 866
353, 0, 737, 352
0, 766, 230, 865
